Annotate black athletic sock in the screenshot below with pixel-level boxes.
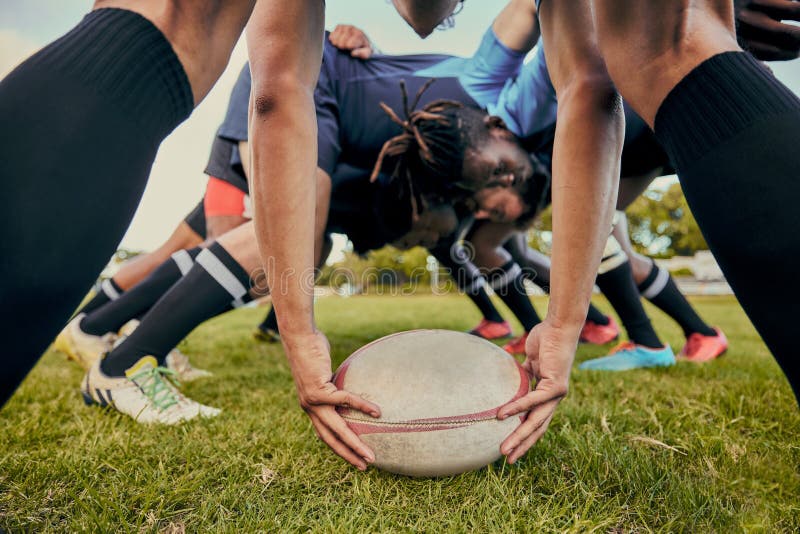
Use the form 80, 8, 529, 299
586, 305, 610, 326
100, 243, 251, 376
259, 307, 279, 332
490, 261, 541, 331
596, 261, 662, 348
80, 248, 201, 336
77, 278, 124, 315
469, 287, 506, 324
432, 242, 505, 323
638, 261, 715, 337
0, 8, 193, 404
655, 51, 800, 401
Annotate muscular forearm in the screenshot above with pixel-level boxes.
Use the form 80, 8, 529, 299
548, 88, 623, 329
492, 0, 540, 52
246, 0, 324, 338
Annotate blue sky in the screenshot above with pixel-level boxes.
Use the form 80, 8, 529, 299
1, 1, 798, 252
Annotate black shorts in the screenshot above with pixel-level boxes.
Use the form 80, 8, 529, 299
204, 136, 249, 193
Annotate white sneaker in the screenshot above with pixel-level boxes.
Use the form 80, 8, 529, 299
116, 320, 212, 382
54, 314, 117, 369
81, 356, 221, 424
166, 349, 213, 382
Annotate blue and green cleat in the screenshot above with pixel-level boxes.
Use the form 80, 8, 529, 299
579, 341, 675, 371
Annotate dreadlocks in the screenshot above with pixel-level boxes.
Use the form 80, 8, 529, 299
370, 79, 496, 221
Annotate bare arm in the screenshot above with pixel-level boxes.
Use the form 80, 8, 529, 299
492, 0, 541, 52
497, 0, 623, 462
246, 0, 379, 471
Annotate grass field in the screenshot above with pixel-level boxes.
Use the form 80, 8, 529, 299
1, 294, 798, 532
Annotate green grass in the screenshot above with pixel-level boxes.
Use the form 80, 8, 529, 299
1, 295, 798, 532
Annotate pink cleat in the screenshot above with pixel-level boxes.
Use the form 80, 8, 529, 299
679, 327, 728, 362
580, 316, 620, 345
469, 319, 512, 340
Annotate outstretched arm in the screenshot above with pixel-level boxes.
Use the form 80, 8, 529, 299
497, 0, 623, 462
246, 0, 380, 471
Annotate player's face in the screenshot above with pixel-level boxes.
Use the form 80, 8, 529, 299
392, 0, 462, 38
472, 187, 526, 224
461, 133, 534, 193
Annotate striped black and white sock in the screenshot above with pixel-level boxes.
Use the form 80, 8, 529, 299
76, 277, 124, 315
638, 261, 715, 337
100, 242, 251, 377
81, 248, 201, 336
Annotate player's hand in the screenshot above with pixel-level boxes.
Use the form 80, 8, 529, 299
497, 318, 577, 463
283, 329, 381, 470
735, 0, 800, 61
328, 24, 375, 59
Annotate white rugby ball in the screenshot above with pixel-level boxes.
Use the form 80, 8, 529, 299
333, 329, 529, 477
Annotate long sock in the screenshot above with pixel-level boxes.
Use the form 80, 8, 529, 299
596, 261, 662, 348
638, 262, 715, 337
259, 307, 279, 332
469, 287, 506, 323
0, 9, 193, 404
81, 248, 201, 336
586, 304, 610, 326
77, 278, 124, 315
100, 243, 251, 376
490, 261, 541, 331
431, 242, 505, 323
655, 51, 800, 400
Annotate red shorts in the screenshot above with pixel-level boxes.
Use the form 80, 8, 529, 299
204, 177, 251, 218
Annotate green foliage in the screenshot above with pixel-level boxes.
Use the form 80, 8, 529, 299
319, 246, 432, 290
626, 183, 708, 257
1, 295, 798, 532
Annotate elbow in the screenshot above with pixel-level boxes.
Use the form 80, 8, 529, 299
250, 75, 314, 119
557, 69, 625, 141
562, 71, 622, 117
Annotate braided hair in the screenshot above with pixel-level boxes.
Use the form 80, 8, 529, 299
370, 79, 496, 221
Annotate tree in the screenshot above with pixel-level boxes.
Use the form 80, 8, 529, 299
626, 182, 707, 257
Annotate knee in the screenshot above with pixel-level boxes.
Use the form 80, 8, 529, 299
628, 253, 654, 285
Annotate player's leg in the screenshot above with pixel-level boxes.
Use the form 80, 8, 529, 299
580, 236, 675, 371
82, 222, 262, 423
102, 223, 260, 373
430, 238, 512, 341
594, 0, 800, 398
469, 223, 543, 354
56, 247, 202, 368
0, 9, 200, 405
77, 201, 206, 316
502, 233, 620, 345
612, 211, 727, 362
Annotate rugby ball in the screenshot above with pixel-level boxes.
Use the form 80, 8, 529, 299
333, 329, 529, 477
